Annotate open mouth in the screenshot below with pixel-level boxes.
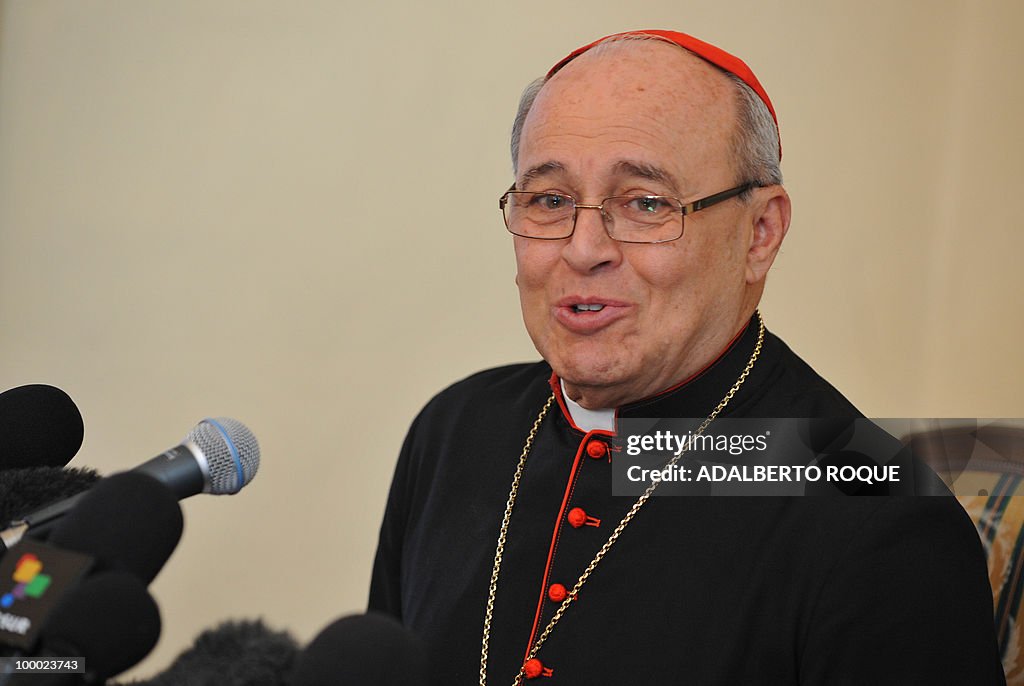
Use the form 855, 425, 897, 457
555, 299, 627, 334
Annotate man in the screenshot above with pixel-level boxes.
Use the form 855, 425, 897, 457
370, 30, 1004, 684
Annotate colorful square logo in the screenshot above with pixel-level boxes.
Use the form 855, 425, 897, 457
1, 553, 52, 608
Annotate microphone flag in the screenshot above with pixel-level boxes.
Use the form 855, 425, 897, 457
0, 539, 93, 651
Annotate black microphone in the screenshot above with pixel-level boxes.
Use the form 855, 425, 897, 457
0, 477, 174, 681
5, 571, 161, 685
0, 468, 100, 531
48, 472, 183, 584
112, 619, 299, 686
291, 613, 430, 686
0, 468, 101, 560
0, 385, 84, 471
1, 417, 259, 545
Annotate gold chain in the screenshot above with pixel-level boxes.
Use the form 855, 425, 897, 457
479, 312, 765, 686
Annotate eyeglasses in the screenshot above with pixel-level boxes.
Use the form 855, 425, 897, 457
498, 182, 755, 244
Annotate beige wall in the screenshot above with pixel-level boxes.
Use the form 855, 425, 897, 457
1, 0, 1021, 678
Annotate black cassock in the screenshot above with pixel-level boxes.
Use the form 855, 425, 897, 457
370, 317, 1004, 685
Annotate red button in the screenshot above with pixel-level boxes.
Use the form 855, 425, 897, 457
524, 658, 545, 679
548, 583, 567, 602
567, 507, 587, 528
586, 440, 607, 459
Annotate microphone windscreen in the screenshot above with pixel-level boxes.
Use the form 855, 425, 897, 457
0, 466, 100, 527
116, 619, 299, 686
49, 471, 183, 584
292, 613, 430, 686
35, 571, 160, 681
0, 385, 84, 470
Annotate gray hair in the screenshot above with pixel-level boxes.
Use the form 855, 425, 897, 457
509, 40, 782, 194
510, 76, 546, 176
725, 72, 783, 189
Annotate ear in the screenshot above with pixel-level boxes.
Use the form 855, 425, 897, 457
745, 186, 791, 285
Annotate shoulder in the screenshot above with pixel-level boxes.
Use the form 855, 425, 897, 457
415, 361, 553, 424
824, 495, 986, 564
742, 330, 863, 418
390, 362, 557, 516
397, 361, 555, 463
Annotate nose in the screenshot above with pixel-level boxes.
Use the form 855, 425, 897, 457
562, 203, 622, 273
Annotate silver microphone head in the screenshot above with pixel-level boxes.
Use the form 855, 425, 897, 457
186, 418, 260, 495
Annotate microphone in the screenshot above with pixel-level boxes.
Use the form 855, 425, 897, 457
0, 468, 100, 560
112, 619, 299, 686
0, 385, 84, 471
5, 571, 161, 685
134, 417, 260, 499
0, 468, 100, 530
0, 477, 174, 679
49, 472, 183, 584
291, 613, 430, 686
1, 417, 258, 546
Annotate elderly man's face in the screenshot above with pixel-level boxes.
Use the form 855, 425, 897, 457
514, 41, 779, 409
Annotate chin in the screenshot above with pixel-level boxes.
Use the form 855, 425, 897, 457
547, 346, 631, 394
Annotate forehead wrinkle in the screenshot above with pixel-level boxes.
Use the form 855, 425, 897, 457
523, 112, 698, 188
532, 114, 673, 139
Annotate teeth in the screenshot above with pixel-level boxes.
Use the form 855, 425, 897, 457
574, 304, 606, 312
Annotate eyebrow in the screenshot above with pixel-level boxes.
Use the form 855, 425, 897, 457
517, 161, 565, 188
611, 161, 684, 195
516, 159, 688, 195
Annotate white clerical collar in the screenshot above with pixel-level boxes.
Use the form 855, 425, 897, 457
560, 379, 616, 433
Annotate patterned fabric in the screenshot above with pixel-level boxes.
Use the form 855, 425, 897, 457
955, 473, 1024, 684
